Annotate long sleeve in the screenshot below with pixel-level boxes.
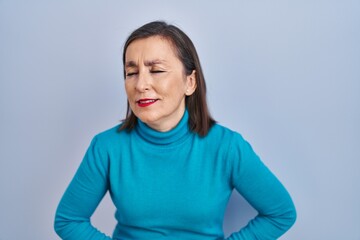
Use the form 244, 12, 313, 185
226, 134, 296, 240
54, 119, 296, 239
54, 136, 112, 240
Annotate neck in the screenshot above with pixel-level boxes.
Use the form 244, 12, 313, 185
135, 109, 191, 146
145, 106, 186, 132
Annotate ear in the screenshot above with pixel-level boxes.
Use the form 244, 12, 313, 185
185, 70, 197, 96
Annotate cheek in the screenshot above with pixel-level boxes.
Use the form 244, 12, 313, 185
170, 82, 187, 98
124, 82, 134, 98
160, 78, 186, 95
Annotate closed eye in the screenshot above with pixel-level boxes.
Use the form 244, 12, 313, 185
126, 72, 138, 77
151, 70, 165, 74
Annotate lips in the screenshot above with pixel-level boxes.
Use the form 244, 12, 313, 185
136, 98, 158, 107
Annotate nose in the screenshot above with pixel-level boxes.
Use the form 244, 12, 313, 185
135, 70, 151, 92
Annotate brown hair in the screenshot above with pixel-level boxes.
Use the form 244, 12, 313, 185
119, 21, 215, 136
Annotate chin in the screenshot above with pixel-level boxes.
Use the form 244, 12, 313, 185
136, 112, 160, 125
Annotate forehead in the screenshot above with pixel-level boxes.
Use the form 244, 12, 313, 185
125, 36, 179, 62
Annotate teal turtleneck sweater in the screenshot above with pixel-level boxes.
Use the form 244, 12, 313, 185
54, 110, 296, 239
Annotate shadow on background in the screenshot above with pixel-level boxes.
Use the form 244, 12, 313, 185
223, 190, 257, 237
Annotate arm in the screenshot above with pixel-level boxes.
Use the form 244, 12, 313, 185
54, 136, 112, 240
226, 134, 296, 240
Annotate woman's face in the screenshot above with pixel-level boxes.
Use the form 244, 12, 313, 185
124, 36, 196, 132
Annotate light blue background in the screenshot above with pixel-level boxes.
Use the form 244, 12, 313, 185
1, 1, 359, 239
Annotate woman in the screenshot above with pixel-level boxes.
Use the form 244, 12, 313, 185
54, 21, 296, 240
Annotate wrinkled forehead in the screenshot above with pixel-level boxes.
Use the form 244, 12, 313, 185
125, 35, 180, 63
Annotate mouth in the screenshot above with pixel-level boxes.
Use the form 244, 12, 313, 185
136, 98, 158, 107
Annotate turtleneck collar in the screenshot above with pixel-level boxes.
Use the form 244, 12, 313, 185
135, 109, 192, 146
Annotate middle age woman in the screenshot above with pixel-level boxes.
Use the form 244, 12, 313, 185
54, 21, 297, 240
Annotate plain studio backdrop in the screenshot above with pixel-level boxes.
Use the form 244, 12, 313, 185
0, 1, 359, 239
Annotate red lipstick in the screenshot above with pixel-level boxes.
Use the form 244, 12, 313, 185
137, 98, 158, 107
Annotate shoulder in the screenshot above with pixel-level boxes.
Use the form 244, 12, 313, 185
207, 123, 246, 144
207, 123, 256, 159
90, 123, 130, 147
198, 123, 250, 158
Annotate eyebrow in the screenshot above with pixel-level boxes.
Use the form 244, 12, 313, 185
125, 59, 166, 68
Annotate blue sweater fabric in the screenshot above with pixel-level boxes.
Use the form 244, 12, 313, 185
54, 110, 296, 239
